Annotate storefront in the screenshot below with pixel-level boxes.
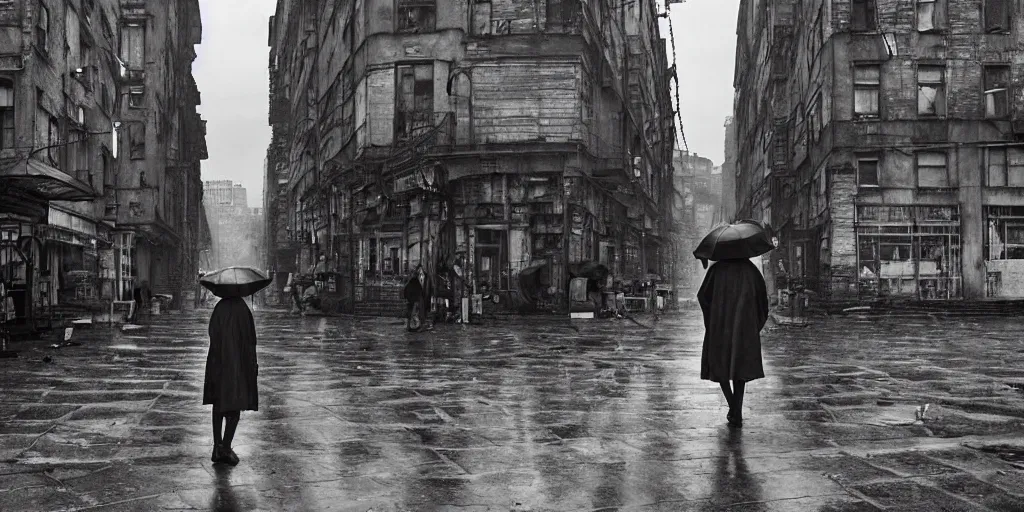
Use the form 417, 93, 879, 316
984, 206, 1024, 298
856, 205, 961, 300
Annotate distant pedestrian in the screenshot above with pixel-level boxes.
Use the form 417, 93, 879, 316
697, 258, 769, 427
203, 296, 259, 466
404, 265, 432, 332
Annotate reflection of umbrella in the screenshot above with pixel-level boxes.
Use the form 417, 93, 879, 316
693, 220, 775, 269
199, 266, 272, 298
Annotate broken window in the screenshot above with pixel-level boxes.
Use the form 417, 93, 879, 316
36, 3, 48, 53
851, 0, 876, 32
394, 63, 434, 140
916, 0, 944, 32
853, 65, 880, 116
396, 0, 435, 33
984, 66, 1010, 118
0, 80, 14, 150
917, 66, 945, 116
857, 155, 880, 187
120, 23, 146, 70
984, 0, 1010, 33
128, 122, 145, 160
986, 147, 1024, 186
917, 151, 949, 188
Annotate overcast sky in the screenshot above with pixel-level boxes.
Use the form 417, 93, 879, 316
193, 1, 739, 205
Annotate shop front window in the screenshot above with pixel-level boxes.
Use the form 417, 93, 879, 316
984, 206, 1024, 297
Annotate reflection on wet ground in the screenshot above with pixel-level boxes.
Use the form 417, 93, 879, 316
0, 310, 1022, 510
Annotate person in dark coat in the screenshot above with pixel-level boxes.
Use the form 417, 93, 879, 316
404, 265, 432, 332
203, 296, 258, 465
697, 258, 769, 427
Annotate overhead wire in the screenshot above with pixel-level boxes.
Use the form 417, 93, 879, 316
664, 4, 689, 153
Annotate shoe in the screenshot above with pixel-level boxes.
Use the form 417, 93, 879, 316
211, 443, 226, 463
727, 410, 743, 427
224, 446, 240, 466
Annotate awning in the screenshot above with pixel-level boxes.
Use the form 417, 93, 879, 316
0, 159, 96, 201
0, 188, 47, 221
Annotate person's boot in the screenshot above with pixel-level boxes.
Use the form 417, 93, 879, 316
211, 443, 226, 463
224, 446, 240, 466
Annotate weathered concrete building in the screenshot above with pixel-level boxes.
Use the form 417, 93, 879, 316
0, 0, 206, 324
733, 0, 1024, 302
671, 151, 720, 294
203, 180, 265, 271
267, 0, 677, 312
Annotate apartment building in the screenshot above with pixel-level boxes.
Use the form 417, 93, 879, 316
733, 0, 1024, 302
0, 0, 206, 326
266, 0, 677, 313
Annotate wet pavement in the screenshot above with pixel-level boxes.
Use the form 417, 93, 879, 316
1, 310, 1023, 511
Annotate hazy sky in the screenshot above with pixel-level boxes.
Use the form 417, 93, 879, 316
193, 1, 739, 205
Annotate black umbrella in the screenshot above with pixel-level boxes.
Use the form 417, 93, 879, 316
199, 266, 273, 298
693, 219, 775, 269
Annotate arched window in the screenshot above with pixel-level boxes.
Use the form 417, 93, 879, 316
0, 79, 14, 150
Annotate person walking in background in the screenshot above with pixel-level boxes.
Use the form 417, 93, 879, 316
203, 295, 259, 466
697, 258, 769, 427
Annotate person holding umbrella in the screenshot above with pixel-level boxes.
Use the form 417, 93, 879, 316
693, 220, 773, 428
199, 266, 272, 465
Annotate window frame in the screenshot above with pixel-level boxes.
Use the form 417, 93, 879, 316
917, 65, 946, 117
853, 64, 881, 117
983, 0, 1011, 33
857, 153, 881, 188
393, 62, 435, 141
915, 0, 944, 32
983, 65, 1010, 119
0, 79, 14, 150
850, 0, 878, 32
985, 146, 1024, 187
916, 150, 950, 188
395, 0, 436, 34
35, 3, 49, 54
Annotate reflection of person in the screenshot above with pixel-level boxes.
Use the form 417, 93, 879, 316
697, 258, 769, 427
203, 296, 258, 466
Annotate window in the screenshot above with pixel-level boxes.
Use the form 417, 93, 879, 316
547, 0, 576, 32
47, 117, 60, 167
128, 122, 145, 160
808, 95, 823, 142
35, 3, 48, 53
0, 80, 13, 150
100, 82, 109, 111
917, 66, 945, 116
396, 0, 435, 33
394, 63, 434, 140
984, 0, 1010, 33
71, 129, 89, 172
917, 151, 949, 187
916, 0, 944, 31
858, 155, 880, 187
986, 147, 1024, 186
984, 66, 1009, 118
851, 0, 877, 31
854, 65, 880, 116
128, 86, 144, 108
120, 23, 146, 70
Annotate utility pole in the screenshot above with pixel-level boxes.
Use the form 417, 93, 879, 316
563, 176, 571, 313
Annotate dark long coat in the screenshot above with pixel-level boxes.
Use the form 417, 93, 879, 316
697, 259, 769, 383
203, 297, 259, 412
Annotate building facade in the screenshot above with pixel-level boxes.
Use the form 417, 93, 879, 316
203, 180, 265, 271
0, 0, 206, 325
733, 0, 1024, 302
671, 151, 721, 295
266, 0, 677, 312
721, 115, 737, 223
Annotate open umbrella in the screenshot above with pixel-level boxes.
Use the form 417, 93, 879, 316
693, 219, 775, 269
200, 266, 273, 298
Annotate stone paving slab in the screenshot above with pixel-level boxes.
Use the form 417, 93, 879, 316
0, 311, 1023, 510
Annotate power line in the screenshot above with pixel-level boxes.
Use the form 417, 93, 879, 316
664, 6, 689, 153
